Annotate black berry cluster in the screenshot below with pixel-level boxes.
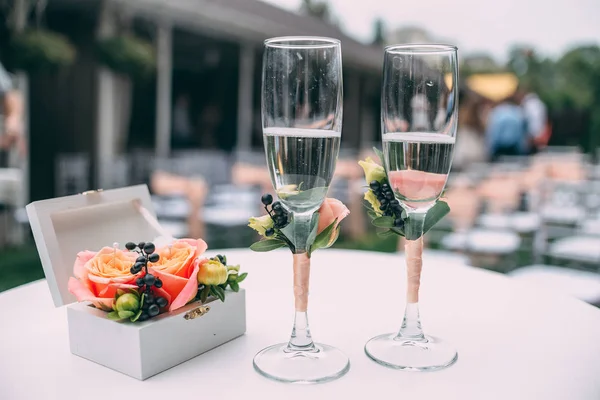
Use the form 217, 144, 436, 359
260, 194, 289, 235
125, 241, 168, 321
213, 254, 227, 264
369, 180, 405, 228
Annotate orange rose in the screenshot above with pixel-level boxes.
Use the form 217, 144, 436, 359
68, 247, 141, 311
317, 198, 350, 246
148, 238, 208, 311
318, 198, 350, 233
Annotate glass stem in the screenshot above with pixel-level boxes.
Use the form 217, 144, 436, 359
396, 210, 426, 341
286, 211, 317, 352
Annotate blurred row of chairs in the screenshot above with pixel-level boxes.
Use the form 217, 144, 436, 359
435, 147, 600, 306
50, 148, 367, 248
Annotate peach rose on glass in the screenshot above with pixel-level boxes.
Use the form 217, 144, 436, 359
316, 198, 350, 247
68, 247, 142, 311
148, 238, 208, 311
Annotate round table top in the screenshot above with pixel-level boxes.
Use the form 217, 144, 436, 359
2, 249, 600, 400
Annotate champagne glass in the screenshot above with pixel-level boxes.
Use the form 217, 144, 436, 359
254, 36, 348, 383
365, 44, 459, 370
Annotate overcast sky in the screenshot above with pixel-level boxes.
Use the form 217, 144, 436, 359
263, 0, 600, 61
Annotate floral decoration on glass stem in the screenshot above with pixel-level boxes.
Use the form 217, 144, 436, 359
68, 238, 247, 323
360, 148, 450, 241
360, 149, 450, 305
248, 194, 349, 256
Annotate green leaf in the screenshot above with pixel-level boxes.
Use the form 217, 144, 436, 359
367, 210, 379, 220
310, 218, 338, 254
210, 286, 225, 302
373, 147, 385, 164
200, 286, 209, 303
107, 311, 122, 320
377, 229, 396, 238
130, 310, 143, 322
229, 281, 240, 292
236, 272, 248, 283
118, 310, 135, 319
116, 289, 126, 297
250, 239, 287, 252
139, 293, 145, 309
372, 216, 394, 228
391, 227, 405, 236
423, 201, 450, 235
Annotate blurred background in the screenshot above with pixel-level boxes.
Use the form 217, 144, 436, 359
1, 0, 600, 306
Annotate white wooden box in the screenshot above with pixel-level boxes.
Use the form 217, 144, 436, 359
26, 185, 247, 380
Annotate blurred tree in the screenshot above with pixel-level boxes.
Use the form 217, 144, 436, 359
554, 46, 600, 154
506, 44, 600, 153
371, 18, 385, 46
462, 53, 501, 75
300, 0, 332, 22
554, 46, 600, 109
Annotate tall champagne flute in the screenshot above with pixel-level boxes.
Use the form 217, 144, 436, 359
365, 44, 459, 370
254, 37, 349, 383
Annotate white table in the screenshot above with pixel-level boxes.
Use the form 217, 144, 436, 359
2, 249, 600, 400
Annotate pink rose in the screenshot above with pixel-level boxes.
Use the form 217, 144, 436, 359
317, 198, 350, 245
68, 247, 170, 311
148, 238, 208, 311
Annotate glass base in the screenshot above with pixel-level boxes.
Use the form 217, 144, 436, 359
253, 343, 350, 384
365, 333, 458, 371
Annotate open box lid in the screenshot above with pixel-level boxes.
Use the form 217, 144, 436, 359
26, 185, 165, 307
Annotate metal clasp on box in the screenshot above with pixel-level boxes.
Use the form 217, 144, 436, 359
184, 306, 210, 320
81, 189, 104, 196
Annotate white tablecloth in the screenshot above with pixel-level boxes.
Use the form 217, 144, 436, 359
1, 249, 600, 400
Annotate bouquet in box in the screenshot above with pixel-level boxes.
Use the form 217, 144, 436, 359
68, 238, 246, 322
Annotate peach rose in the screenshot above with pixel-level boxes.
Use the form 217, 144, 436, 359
148, 238, 208, 311
68, 247, 141, 311
317, 198, 350, 245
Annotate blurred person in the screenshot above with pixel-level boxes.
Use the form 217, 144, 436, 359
485, 94, 528, 161
452, 90, 486, 170
516, 84, 550, 153
0, 62, 24, 168
172, 93, 195, 149
0, 61, 24, 248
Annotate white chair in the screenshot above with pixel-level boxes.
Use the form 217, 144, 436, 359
169, 150, 231, 185
441, 228, 522, 272
547, 235, 600, 269
580, 219, 600, 236
129, 149, 156, 185
55, 153, 90, 197
101, 155, 131, 190
509, 264, 600, 306
477, 212, 541, 234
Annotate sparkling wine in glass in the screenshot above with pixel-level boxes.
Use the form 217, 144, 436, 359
264, 128, 340, 214
383, 132, 455, 209
253, 37, 349, 384
365, 44, 459, 371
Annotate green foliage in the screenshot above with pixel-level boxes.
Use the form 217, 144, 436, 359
554, 46, 600, 110
372, 18, 385, 46
0, 246, 44, 293
250, 239, 287, 252
96, 35, 156, 80
300, 0, 333, 22
10, 29, 76, 72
